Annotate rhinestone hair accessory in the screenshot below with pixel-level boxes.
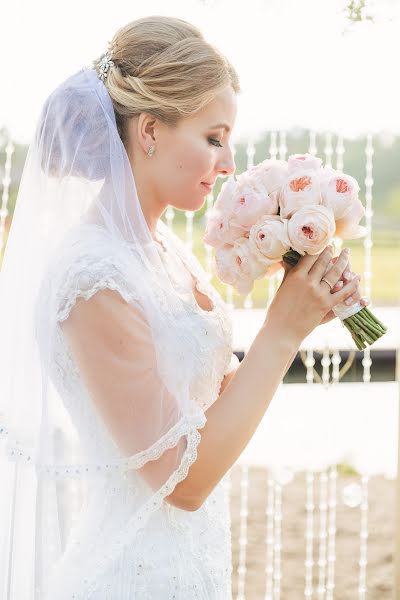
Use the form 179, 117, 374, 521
97, 49, 115, 82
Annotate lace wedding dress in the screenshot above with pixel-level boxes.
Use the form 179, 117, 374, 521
40, 219, 239, 599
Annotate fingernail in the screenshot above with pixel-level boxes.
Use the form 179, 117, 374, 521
345, 296, 353, 305
357, 274, 361, 281
344, 270, 351, 279
343, 247, 350, 254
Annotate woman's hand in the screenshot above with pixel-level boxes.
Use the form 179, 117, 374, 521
265, 247, 362, 345
279, 253, 369, 326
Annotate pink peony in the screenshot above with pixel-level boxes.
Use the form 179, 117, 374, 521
288, 153, 322, 174
287, 205, 336, 255
320, 168, 361, 220
203, 209, 247, 248
228, 181, 278, 228
335, 198, 367, 240
237, 159, 289, 203
280, 169, 322, 218
248, 216, 290, 264
213, 177, 238, 213
214, 238, 266, 294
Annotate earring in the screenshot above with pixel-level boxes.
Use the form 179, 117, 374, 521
147, 145, 155, 157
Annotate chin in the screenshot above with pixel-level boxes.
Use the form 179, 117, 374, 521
174, 195, 206, 213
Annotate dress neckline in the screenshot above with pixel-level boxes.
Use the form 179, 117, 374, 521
152, 226, 217, 316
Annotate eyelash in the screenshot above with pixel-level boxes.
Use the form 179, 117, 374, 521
208, 137, 223, 148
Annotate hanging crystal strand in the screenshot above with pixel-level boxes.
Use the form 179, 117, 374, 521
305, 350, 315, 385
324, 131, 333, 168
362, 134, 374, 383
184, 210, 194, 253
273, 480, 283, 600
264, 473, 275, 600
358, 475, 369, 599
321, 346, 332, 387
269, 131, 278, 160
236, 464, 249, 600
325, 465, 337, 600
164, 206, 175, 231
278, 131, 287, 161
308, 130, 317, 156
336, 132, 345, 171
0, 135, 14, 259
317, 469, 329, 599
331, 350, 342, 384
304, 471, 315, 599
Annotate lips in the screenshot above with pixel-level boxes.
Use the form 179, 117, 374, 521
201, 182, 213, 193
201, 181, 215, 193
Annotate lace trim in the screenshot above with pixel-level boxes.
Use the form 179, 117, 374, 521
64, 413, 208, 599
0, 410, 206, 481
56, 268, 141, 324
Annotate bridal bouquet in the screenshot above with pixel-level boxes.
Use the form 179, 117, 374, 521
203, 153, 387, 350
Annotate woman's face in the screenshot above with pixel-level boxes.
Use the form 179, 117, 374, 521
130, 84, 238, 225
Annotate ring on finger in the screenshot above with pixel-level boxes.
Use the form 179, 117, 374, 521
321, 277, 334, 290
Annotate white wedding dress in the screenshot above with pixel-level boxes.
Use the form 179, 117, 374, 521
40, 220, 239, 599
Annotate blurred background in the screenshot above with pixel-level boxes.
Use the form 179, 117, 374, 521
1, 1, 399, 598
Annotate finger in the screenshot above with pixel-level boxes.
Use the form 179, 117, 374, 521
322, 248, 351, 285
342, 268, 352, 282
330, 273, 361, 307
306, 245, 334, 278
331, 280, 344, 293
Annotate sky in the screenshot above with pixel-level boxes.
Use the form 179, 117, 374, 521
1, 0, 399, 145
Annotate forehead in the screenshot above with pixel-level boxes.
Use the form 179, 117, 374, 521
184, 85, 237, 131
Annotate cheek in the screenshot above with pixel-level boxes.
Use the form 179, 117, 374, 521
173, 141, 214, 182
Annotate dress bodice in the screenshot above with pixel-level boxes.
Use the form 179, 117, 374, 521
42, 222, 238, 599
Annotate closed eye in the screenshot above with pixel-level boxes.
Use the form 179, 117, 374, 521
208, 138, 223, 148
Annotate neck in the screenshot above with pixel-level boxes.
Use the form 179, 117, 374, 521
128, 148, 165, 240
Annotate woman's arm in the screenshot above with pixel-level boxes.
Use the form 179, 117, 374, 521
218, 347, 297, 396
166, 247, 360, 511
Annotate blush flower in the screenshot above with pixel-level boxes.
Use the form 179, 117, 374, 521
248, 216, 290, 264
237, 159, 289, 203
203, 209, 247, 248
280, 170, 322, 218
287, 205, 336, 255
214, 239, 266, 294
288, 153, 323, 174
335, 198, 367, 239
320, 168, 361, 220
229, 181, 278, 228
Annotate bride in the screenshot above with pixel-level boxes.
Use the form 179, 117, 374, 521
0, 15, 366, 599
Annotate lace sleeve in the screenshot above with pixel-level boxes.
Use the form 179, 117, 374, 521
48, 244, 206, 502
54, 253, 143, 324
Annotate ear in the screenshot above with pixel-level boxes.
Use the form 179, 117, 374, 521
136, 113, 158, 155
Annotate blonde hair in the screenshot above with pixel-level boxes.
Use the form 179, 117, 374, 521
94, 15, 241, 147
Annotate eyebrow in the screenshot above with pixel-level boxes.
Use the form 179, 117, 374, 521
209, 122, 231, 133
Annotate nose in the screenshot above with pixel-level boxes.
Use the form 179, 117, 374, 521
217, 145, 236, 178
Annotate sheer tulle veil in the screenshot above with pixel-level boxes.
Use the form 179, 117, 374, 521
0, 66, 208, 598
